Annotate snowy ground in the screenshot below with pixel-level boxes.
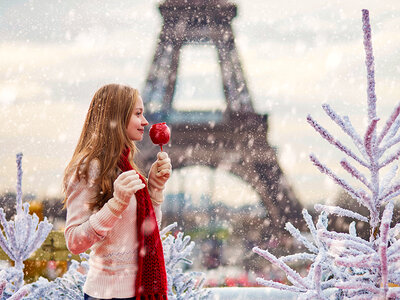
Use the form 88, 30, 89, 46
206, 287, 296, 299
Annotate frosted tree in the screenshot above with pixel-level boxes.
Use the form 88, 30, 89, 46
0, 153, 53, 299
0, 269, 30, 300
23, 254, 89, 300
253, 9, 400, 299
161, 223, 211, 300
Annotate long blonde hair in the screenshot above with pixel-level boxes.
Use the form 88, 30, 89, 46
63, 84, 142, 210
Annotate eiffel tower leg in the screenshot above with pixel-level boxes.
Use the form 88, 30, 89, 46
142, 24, 181, 115
163, 43, 182, 112
142, 44, 172, 110
257, 159, 304, 233
214, 27, 253, 113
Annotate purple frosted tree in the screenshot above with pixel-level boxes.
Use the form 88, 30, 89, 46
0, 153, 53, 271
253, 10, 400, 299
0, 153, 53, 299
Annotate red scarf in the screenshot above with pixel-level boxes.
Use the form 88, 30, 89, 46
118, 147, 168, 300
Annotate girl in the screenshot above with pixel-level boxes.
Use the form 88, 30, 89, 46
63, 84, 171, 300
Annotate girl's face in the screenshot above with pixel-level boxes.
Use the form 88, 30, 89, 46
126, 95, 149, 141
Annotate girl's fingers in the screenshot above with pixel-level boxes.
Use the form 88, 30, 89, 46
156, 169, 171, 177
133, 183, 146, 192
125, 179, 143, 189
157, 158, 171, 168
157, 152, 168, 160
117, 170, 137, 182
122, 182, 145, 195
157, 162, 172, 171
127, 178, 143, 185
120, 173, 139, 185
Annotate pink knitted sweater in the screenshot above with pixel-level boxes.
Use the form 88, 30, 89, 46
64, 160, 162, 299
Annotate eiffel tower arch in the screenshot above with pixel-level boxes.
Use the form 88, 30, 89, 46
137, 0, 303, 231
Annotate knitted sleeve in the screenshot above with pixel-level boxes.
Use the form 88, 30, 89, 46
64, 160, 120, 255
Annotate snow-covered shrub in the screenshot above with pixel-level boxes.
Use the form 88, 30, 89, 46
161, 222, 211, 300
23, 254, 89, 300
253, 9, 400, 299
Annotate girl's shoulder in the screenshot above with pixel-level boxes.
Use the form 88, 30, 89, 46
68, 157, 101, 187
86, 158, 101, 182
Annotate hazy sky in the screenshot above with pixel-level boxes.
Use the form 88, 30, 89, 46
1, 0, 400, 207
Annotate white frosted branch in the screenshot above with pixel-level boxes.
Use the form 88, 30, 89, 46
388, 253, 400, 263
8, 286, 29, 300
379, 202, 394, 295
312, 256, 323, 297
280, 253, 316, 263
320, 230, 371, 247
314, 204, 368, 222
381, 134, 400, 156
160, 222, 177, 237
379, 164, 398, 195
310, 154, 365, 205
253, 247, 309, 289
349, 222, 357, 236
362, 9, 377, 121
20, 212, 38, 256
302, 209, 320, 247
0, 280, 5, 298
378, 102, 400, 145
336, 281, 380, 293
0, 212, 16, 252
380, 186, 400, 206
7, 222, 19, 257
337, 248, 370, 259
0, 235, 15, 261
23, 219, 52, 261
15, 153, 23, 214
380, 146, 400, 168
320, 234, 374, 255
285, 222, 318, 253
388, 239, 400, 257
307, 116, 369, 167
364, 117, 379, 160
322, 104, 367, 158
343, 116, 368, 154
255, 278, 307, 293
384, 115, 400, 142
379, 183, 400, 204
389, 224, 400, 240
335, 254, 380, 269
357, 189, 378, 224
340, 158, 372, 190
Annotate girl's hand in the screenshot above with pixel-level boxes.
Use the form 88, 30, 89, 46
107, 170, 145, 216
148, 152, 172, 205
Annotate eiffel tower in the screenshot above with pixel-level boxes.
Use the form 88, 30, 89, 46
137, 0, 303, 231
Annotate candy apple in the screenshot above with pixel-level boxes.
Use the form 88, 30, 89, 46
149, 122, 170, 151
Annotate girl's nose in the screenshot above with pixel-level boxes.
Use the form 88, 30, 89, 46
142, 116, 149, 126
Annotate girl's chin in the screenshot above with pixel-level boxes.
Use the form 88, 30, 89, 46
129, 136, 143, 142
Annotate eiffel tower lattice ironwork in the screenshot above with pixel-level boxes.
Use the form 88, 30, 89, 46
138, 0, 303, 231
